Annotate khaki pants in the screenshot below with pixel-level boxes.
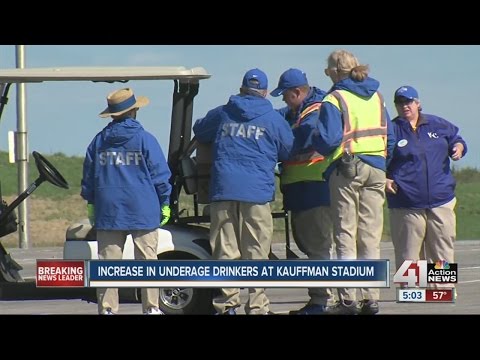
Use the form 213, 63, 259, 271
97, 229, 159, 314
209, 201, 272, 315
390, 198, 456, 289
291, 206, 334, 306
329, 161, 386, 302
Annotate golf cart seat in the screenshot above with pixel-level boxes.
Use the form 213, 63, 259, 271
179, 139, 212, 204
181, 156, 198, 195
65, 220, 96, 241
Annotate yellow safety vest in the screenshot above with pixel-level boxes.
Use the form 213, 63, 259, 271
322, 90, 387, 164
281, 103, 332, 185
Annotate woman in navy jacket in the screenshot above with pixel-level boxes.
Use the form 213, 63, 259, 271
386, 86, 467, 287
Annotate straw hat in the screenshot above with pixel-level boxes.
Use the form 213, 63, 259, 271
99, 88, 149, 118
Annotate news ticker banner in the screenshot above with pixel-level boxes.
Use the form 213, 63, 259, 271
36, 259, 390, 288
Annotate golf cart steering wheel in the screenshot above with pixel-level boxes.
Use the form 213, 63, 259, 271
32, 151, 69, 189
0, 151, 69, 231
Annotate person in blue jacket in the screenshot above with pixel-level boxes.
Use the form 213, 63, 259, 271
81, 88, 172, 315
193, 68, 294, 315
386, 86, 467, 291
271, 68, 334, 315
313, 49, 396, 315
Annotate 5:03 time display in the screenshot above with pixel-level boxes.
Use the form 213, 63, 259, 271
397, 289, 426, 302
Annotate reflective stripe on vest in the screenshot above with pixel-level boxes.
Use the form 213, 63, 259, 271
323, 90, 387, 163
281, 102, 331, 185
292, 103, 321, 129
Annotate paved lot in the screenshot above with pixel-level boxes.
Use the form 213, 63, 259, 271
0, 241, 479, 315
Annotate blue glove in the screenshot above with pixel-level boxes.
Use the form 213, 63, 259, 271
87, 204, 95, 226
160, 205, 171, 226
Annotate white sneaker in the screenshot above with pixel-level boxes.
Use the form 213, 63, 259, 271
101, 308, 115, 315
144, 307, 164, 315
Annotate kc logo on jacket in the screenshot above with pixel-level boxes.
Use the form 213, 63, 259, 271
427, 132, 439, 139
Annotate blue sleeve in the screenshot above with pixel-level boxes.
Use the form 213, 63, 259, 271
80, 139, 96, 203
274, 113, 294, 162
144, 134, 172, 207
193, 106, 223, 143
276, 106, 290, 119
385, 108, 396, 167
445, 119, 468, 157
313, 102, 343, 156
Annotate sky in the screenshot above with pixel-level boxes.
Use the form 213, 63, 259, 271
0, 45, 478, 169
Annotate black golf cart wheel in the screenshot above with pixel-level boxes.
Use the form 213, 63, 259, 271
154, 251, 215, 315
159, 287, 213, 315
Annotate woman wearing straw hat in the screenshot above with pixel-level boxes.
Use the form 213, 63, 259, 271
81, 88, 172, 315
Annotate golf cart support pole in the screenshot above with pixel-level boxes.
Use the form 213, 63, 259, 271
168, 80, 200, 223
182, 83, 199, 217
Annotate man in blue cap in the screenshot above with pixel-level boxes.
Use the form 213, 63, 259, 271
193, 68, 294, 315
271, 68, 335, 315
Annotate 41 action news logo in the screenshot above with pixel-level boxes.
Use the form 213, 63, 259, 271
393, 260, 457, 288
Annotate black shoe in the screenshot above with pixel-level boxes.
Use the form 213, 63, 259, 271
326, 300, 360, 315
215, 308, 237, 315
359, 300, 379, 315
289, 303, 328, 315
100, 307, 114, 315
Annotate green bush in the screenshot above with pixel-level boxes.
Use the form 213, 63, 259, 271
0, 151, 83, 199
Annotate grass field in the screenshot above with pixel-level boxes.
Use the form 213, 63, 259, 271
1, 151, 479, 247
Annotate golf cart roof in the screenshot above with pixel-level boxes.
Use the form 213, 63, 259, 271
0, 66, 211, 83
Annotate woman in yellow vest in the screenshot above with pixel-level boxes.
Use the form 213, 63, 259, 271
313, 49, 396, 315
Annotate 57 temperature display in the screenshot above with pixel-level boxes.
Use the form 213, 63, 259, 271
425, 289, 454, 302
397, 289, 455, 303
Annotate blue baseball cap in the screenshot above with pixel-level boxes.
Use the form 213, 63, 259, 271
394, 86, 419, 100
270, 68, 309, 97
242, 68, 268, 90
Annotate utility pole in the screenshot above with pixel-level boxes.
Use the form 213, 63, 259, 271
15, 45, 29, 249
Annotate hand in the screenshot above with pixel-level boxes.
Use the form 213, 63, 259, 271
451, 143, 464, 161
386, 179, 398, 194
160, 205, 171, 227
87, 204, 95, 226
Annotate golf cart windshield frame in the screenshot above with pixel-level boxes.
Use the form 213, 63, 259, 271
0, 66, 212, 224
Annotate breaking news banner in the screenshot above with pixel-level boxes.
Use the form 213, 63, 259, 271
393, 260, 457, 303
36, 260, 86, 287
86, 259, 389, 288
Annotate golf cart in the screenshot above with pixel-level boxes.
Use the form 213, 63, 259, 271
0, 66, 295, 314
0, 66, 219, 314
